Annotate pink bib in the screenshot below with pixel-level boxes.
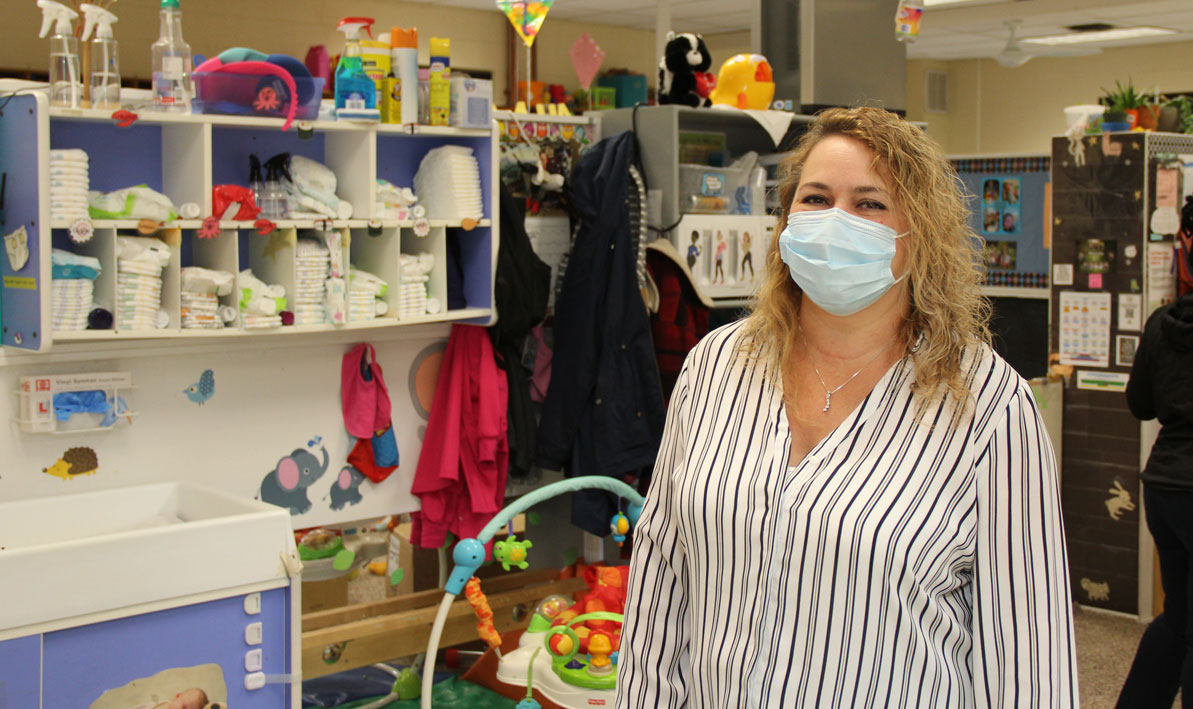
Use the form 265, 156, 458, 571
341, 343, 392, 438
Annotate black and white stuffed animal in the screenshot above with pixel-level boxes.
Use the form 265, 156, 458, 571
658, 31, 714, 108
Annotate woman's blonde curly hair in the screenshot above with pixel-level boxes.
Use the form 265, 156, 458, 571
739, 106, 989, 416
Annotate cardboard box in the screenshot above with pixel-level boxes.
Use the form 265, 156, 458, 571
302, 576, 348, 613
450, 77, 493, 129
386, 522, 442, 597
385, 515, 528, 597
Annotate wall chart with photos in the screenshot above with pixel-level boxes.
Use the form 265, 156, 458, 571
954, 156, 1051, 289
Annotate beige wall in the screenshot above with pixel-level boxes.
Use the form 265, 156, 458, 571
8, 2, 1193, 146
4, 0, 657, 106
532, 19, 656, 90
703, 30, 752, 70
908, 39, 1193, 156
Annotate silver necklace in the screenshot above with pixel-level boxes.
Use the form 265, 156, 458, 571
798, 325, 897, 412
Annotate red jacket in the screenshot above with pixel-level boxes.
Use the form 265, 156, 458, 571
411, 325, 509, 552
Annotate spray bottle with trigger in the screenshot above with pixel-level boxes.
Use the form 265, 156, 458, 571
37, 0, 82, 108
334, 17, 380, 121
259, 153, 291, 220
80, 3, 120, 110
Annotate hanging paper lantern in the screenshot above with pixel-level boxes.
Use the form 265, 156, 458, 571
497, 0, 556, 48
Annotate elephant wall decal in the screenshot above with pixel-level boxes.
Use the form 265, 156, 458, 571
259, 442, 330, 515
329, 465, 367, 511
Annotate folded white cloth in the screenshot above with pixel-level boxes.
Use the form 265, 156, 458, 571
182, 267, 234, 296
240, 269, 285, 299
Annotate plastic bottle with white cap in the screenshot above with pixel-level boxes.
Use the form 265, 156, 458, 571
80, 3, 120, 110
37, 0, 82, 108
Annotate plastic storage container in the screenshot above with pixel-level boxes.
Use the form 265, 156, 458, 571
680, 162, 751, 214
192, 72, 324, 121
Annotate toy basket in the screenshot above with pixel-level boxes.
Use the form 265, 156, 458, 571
192, 72, 324, 121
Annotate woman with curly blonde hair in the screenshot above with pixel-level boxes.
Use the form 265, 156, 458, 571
617, 107, 1078, 708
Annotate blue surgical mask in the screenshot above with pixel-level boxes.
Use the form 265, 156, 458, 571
778, 207, 907, 316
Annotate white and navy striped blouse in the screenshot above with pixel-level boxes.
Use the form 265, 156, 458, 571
616, 321, 1078, 708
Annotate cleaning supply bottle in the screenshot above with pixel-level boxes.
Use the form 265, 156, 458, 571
151, 0, 192, 112
335, 17, 380, 120
428, 37, 450, 126
80, 3, 120, 110
37, 0, 81, 108
248, 154, 264, 211
391, 27, 419, 125
260, 153, 290, 220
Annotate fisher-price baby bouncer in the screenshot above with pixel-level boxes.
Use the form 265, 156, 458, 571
419, 476, 644, 709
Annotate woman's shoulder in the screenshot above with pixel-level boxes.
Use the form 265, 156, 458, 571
687, 319, 752, 369
678, 319, 772, 386
959, 342, 1037, 434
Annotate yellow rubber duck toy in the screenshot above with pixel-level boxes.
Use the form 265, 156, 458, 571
709, 54, 775, 110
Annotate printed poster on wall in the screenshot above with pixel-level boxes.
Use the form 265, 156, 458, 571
1076, 370, 1129, 393
1117, 293, 1143, 331
1059, 290, 1112, 368
980, 176, 1022, 235
1116, 335, 1140, 367
1147, 242, 1176, 313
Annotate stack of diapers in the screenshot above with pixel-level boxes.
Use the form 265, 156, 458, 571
50, 149, 90, 224
180, 266, 235, 329
90, 185, 178, 223
116, 236, 170, 330
348, 267, 389, 322
413, 145, 483, 222
293, 237, 330, 325
51, 249, 100, 331
398, 253, 437, 319
283, 155, 354, 220
375, 179, 419, 221
239, 269, 286, 329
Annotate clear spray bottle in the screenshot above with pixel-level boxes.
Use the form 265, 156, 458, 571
151, 0, 192, 111
260, 153, 291, 220
37, 0, 81, 108
80, 3, 120, 110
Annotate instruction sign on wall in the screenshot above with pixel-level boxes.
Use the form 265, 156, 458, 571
1059, 291, 1112, 368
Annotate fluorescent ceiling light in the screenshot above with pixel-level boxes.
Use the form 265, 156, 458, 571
922, 0, 991, 6
1024, 27, 1177, 45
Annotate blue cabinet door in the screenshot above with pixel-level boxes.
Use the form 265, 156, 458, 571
0, 634, 42, 708
43, 588, 289, 708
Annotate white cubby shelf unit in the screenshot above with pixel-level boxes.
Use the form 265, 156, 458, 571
21, 105, 497, 351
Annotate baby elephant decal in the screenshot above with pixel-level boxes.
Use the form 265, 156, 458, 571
329, 465, 367, 511
258, 439, 330, 515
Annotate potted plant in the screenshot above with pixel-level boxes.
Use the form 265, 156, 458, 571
1159, 95, 1193, 134
1101, 79, 1154, 130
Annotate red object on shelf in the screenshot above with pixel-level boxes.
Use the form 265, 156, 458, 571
212, 184, 261, 221
110, 109, 138, 127
198, 216, 221, 239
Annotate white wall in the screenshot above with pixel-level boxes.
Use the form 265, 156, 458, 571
0, 328, 450, 528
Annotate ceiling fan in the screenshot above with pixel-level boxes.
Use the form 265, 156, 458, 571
995, 20, 1102, 67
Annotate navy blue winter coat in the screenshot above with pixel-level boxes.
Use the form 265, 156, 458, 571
536, 131, 666, 534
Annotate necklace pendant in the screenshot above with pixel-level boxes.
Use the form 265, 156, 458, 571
822, 392, 831, 412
